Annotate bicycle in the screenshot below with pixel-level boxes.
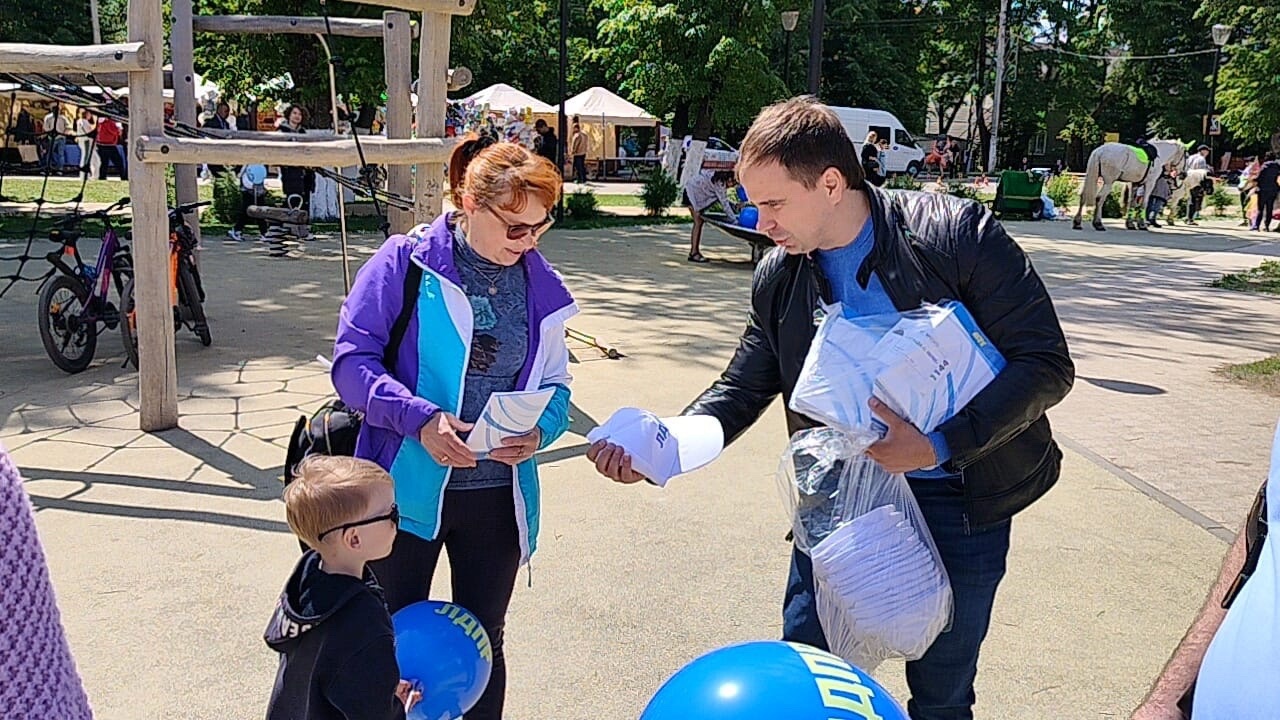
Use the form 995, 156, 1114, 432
120, 200, 213, 369
36, 196, 134, 373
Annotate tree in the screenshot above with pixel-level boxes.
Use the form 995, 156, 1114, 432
1198, 0, 1280, 145
193, 0, 388, 127
0, 0, 95, 44
589, 0, 785, 137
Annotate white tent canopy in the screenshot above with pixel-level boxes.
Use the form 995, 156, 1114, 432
558, 87, 657, 126
462, 83, 555, 114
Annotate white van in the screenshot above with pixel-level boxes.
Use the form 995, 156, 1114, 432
828, 106, 926, 176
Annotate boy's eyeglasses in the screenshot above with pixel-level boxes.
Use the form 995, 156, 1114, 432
317, 504, 400, 541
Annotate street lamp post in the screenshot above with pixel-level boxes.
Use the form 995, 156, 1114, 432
1206, 23, 1231, 168
807, 0, 825, 96
781, 11, 799, 95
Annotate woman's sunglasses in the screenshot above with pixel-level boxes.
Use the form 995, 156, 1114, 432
486, 206, 556, 240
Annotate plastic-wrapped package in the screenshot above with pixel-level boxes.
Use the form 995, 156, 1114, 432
790, 301, 1006, 438
776, 428, 953, 671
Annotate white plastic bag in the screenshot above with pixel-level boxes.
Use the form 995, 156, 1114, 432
790, 301, 1005, 438
776, 427, 953, 671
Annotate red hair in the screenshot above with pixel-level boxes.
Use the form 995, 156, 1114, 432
448, 135, 562, 213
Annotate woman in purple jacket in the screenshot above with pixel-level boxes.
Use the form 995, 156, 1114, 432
331, 135, 577, 720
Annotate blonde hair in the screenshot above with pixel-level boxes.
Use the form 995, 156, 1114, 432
282, 456, 392, 549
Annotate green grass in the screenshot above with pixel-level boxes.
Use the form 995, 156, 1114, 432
591, 194, 645, 208
1218, 355, 1280, 397
0, 177, 214, 206
1211, 260, 1280, 295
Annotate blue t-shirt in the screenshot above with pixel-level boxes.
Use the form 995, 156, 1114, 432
814, 220, 954, 477
449, 225, 529, 489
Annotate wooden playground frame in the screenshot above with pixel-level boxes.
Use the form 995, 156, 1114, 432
0, 0, 474, 430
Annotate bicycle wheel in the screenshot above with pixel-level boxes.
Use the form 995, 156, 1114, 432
38, 274, 97, 373
178, 262, 212, 346
119, 277, 139, 370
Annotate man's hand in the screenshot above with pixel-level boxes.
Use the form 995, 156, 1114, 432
587, 441, 649, 484
1129, 701, 1188, 720
865, 398, 937, 474
418, 412, 477, 468
488, 429, 541, 466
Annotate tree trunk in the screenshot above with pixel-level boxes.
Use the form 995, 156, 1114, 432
692, 97, 713, 140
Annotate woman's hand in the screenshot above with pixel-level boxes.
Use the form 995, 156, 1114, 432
488, 429, 542, 466
418, 412, 477, 468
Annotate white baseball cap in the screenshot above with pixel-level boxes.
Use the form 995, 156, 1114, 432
586, 408, 724, 486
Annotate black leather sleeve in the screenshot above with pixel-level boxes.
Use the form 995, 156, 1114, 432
936, 204, 1075, 468
681, 264, 785, 445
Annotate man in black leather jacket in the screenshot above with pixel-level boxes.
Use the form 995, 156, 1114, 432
589, 97, 1073, 720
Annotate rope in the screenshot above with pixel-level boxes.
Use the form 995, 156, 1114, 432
1018, 39, 1218, 62
319, 0, 391, 240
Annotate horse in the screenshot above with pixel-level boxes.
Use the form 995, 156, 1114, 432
1073, 140, 1188, 231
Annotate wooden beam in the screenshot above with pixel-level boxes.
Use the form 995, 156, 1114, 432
128, 1, 180, 429
384, 11, 414, 233
30, 70, 173, 89
415, 13, 451, 219
171, 0, 203, 250
0, 42, 154, 74
193, 15, 419, 38
134, 134, 460, 166
345, 0, 474, 17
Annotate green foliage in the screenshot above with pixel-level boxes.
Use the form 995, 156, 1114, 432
589, 0, 785, 135
885, 174, 923, 191
1212, 260, 1280, 295
1209, 185, 1233, 216
641, 171, 679, 216
166, 165, 177, 209
1103, 187, 1125, 218
566, 189, 600, 219
213, 173, 241, 224
945, 181, 980, 201
1044, 174, 1080, 208
193, 0, 387, 124
1199, 1, 1280, 144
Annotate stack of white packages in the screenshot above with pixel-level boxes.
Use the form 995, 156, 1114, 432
809, 504, 952, 672
790, 301, 1006, 441
776, 429, 953, 672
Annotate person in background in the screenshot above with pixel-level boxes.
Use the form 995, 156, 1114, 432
682, 170, 740, 263
15, 104, 36, 145
861, 132, 884, 187
202, 101, 236, 178
42, 106, 70, 172
1146, 165, 1174, 228
570, 118, 589, 184
1251, 152, 1280, 233
229, 164, 270, 241
533, 119, 558, 165
1237, 156, 1260, 227
94, 115, 127, 180
0, 443, 95, 720
75, 110, 98, 179
1184, 145, 1212, 225
277, 105, 316, 218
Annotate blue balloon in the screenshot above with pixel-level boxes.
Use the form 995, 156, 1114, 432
641, 641, 906, 720
735, 185, 749, 203
392, 601, 492, 720
738, 206, 759, 230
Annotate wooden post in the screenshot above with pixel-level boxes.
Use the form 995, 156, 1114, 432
384, 10, 413, 232
415, 13, 451, 220
171, 0, 202, 249
128, 0, 180, 430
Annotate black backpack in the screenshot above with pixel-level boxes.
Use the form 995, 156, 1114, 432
284, 261, 423, 484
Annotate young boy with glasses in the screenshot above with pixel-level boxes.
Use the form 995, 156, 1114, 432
265, 456, 420, 720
